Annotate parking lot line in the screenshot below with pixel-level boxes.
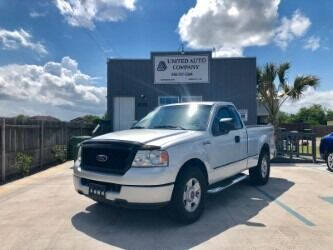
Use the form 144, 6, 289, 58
320, 196, 333, 205
255, 187, 316, 227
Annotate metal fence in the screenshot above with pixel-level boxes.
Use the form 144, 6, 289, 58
276, 131, 317, 163
0, 118, 94, 183
280, 123, 333, 137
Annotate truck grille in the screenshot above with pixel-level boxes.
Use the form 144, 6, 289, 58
81, 141, 139, 175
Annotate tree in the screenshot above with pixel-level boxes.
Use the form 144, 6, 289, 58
15, 114, 30, 121
81, 115, 102, 125
327, 110, 333, 121
292, 104, 327, 125
71, 115, 102, 125
278, 111, 293, 124
279, 106, 333, 125
257, 62, 319, 130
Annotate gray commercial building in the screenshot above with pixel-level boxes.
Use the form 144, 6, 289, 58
107, 51, 257, 131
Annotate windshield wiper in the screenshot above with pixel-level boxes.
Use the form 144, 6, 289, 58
153, 125, 186, 130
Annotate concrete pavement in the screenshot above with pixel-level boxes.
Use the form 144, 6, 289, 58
0, 162, 332, 250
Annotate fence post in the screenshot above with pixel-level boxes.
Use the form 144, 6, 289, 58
1, 119, 5, 183
40, 120, 44, 168
296, 135, 300, 157
312, 135, 316, 163
288, 136, 292, 160
61, 123, 64, 146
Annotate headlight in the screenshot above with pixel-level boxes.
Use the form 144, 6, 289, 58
76, 146, 82, 165
132, 150, 169, 167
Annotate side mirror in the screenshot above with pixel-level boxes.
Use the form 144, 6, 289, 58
219, 118, 234, 134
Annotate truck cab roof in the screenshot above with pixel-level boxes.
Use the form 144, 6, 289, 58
162, 101, 233, 107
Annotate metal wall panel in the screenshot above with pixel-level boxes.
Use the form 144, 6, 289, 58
107, 52, 257, 130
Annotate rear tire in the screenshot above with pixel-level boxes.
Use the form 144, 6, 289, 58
249, 150, 270, 185
168, 166, 207, 224
327, 153, 333, 172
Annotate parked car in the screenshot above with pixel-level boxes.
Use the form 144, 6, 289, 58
73, 102, 276, 223
319, 132, 333, 171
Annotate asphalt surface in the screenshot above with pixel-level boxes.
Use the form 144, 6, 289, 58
0, 162, 332, 250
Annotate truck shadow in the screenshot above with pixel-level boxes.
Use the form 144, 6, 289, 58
71, 177, 294, 250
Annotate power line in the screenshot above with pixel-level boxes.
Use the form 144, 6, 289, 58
62, 1, 109, 59
81, 3, 122, 58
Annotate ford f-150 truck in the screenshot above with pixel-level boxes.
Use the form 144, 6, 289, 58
74, 102, 276, 223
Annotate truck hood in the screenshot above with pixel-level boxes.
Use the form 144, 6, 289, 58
93, 129, 204, 147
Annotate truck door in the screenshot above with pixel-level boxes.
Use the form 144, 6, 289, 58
227, 106, 248, 171
205, 106, 245, 182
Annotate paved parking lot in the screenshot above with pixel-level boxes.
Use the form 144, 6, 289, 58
0, 161, 332, 250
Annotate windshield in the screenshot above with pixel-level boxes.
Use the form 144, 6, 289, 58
133, 104, 212, 131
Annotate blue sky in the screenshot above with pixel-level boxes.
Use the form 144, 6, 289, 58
0, 0, 332, 120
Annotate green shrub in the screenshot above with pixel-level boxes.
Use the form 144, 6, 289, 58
15, 153, 33, 176
52, 145, 67, 163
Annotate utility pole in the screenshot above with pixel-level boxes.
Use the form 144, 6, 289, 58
181, 43, 185, 54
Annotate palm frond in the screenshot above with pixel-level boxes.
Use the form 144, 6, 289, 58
262, 63, 276, 85
279, 83, 291, 97
288, 75, 320, 100
277, 62, 290, 86
256, 67, 262, 86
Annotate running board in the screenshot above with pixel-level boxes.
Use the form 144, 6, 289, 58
207, 173, 248, 194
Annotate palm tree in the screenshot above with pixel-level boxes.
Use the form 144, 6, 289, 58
257, 62, 319, 131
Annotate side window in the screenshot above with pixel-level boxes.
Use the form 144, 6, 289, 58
228, 106, 243, 129
212, 107, 231, 136
212, 106, 243, 136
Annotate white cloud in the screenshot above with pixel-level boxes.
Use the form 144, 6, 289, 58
281, 87, 333, 114
274, 9, 311, 49
54, 0, 136, 29
0, 28, 47, 55
178, 0, 280, 57
0, 57, 106, 120
178, 1, 311, 57
29, 11, 47, 18
304, 36, 320, 51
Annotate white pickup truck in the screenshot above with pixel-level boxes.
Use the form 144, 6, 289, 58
74, 102, 275, 223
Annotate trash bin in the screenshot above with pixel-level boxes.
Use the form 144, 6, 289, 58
67, 136, 91, 160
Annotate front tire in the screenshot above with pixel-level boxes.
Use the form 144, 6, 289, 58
249, 150, 270, 185
168, 167, 207, 224
327, 153, 333, 172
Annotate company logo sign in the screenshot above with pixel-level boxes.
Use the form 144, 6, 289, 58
154, 54, 209, 84
157, 61, 167, 71
96, 154, 108, 163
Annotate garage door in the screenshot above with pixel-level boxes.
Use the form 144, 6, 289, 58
113, 97, 135, 131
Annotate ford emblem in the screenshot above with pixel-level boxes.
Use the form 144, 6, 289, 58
96, 154, 108, 162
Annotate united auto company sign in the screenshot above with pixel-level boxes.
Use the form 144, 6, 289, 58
154, 54, 209, 84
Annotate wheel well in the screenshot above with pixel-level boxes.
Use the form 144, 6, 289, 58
261, 143, 270, 155
176, 158, 208, 185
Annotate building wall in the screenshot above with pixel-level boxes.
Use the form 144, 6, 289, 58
107, 52, 257, 130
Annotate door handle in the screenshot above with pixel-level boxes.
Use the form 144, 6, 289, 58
235, 136, 240, 143
203, 140, 211, 145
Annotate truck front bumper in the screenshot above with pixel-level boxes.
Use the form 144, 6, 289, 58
73, 174, 174, 207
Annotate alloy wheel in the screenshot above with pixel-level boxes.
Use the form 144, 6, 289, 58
328, 153, 333, 171
261, 156, 268, 178
183, 178, 201, 212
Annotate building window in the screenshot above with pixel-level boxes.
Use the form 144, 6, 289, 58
158, 96, 179, 106
181, 96, 202, 103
